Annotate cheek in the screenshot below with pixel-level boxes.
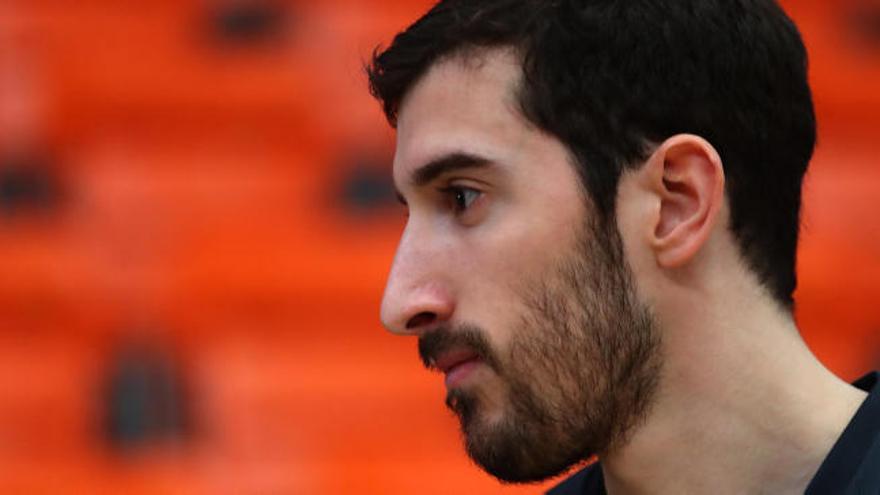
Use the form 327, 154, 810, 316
452, 217, 580, 350
470, 198, 584, 288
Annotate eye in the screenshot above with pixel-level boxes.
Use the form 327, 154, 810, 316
443, 186, 481, 214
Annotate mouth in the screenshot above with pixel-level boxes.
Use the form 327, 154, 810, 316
430, 348, 484, 389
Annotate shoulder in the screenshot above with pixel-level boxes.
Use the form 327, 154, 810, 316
850, 373, 880, 492
815, 372, 880, 493
849, 438, 880, 493
546, 463, 604, 495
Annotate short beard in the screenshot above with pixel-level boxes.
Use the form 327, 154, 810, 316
421, 220, 662, 483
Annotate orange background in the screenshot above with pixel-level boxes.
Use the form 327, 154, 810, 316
0, 0, 877, 493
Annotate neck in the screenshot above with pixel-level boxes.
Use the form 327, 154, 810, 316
599, 281, 867, 495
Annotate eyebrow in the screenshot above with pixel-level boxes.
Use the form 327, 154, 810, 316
395, 151, 494, 205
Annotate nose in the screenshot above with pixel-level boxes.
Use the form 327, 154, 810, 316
380, 227, 455, 336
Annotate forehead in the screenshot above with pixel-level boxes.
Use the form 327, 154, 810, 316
393, 49, 532, 180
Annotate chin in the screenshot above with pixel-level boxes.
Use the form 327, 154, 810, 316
451, 392, 573, 484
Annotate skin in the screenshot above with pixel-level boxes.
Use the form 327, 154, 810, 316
380, 48, 868, 494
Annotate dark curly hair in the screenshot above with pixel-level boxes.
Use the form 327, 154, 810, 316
367, 0, 816, 309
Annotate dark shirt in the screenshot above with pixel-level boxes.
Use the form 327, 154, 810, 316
548, 372, 880, 495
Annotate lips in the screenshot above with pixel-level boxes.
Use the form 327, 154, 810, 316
418, 329, 492, 389
428, 348, 483, 389
431, 347, 481, 374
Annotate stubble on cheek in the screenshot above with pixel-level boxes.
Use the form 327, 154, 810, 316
502, 220, 663, 459
440, 216, 663, 482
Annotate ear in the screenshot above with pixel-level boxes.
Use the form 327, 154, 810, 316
639, 134, 725, 268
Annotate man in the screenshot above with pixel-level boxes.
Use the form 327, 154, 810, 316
368, 1, 880, 493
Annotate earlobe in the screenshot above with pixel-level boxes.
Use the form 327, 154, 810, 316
647, 135, 725, 268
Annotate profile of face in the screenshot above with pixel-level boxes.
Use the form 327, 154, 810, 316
380, 50, 662, 483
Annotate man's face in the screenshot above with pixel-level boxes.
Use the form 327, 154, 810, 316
381, 49, 662, 482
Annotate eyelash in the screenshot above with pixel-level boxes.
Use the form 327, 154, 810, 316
440, 186, 481, 214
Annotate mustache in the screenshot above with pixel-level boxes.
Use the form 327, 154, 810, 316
418, 324, 500, 372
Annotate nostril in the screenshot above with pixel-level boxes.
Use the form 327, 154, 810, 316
406, 312, 436, 330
